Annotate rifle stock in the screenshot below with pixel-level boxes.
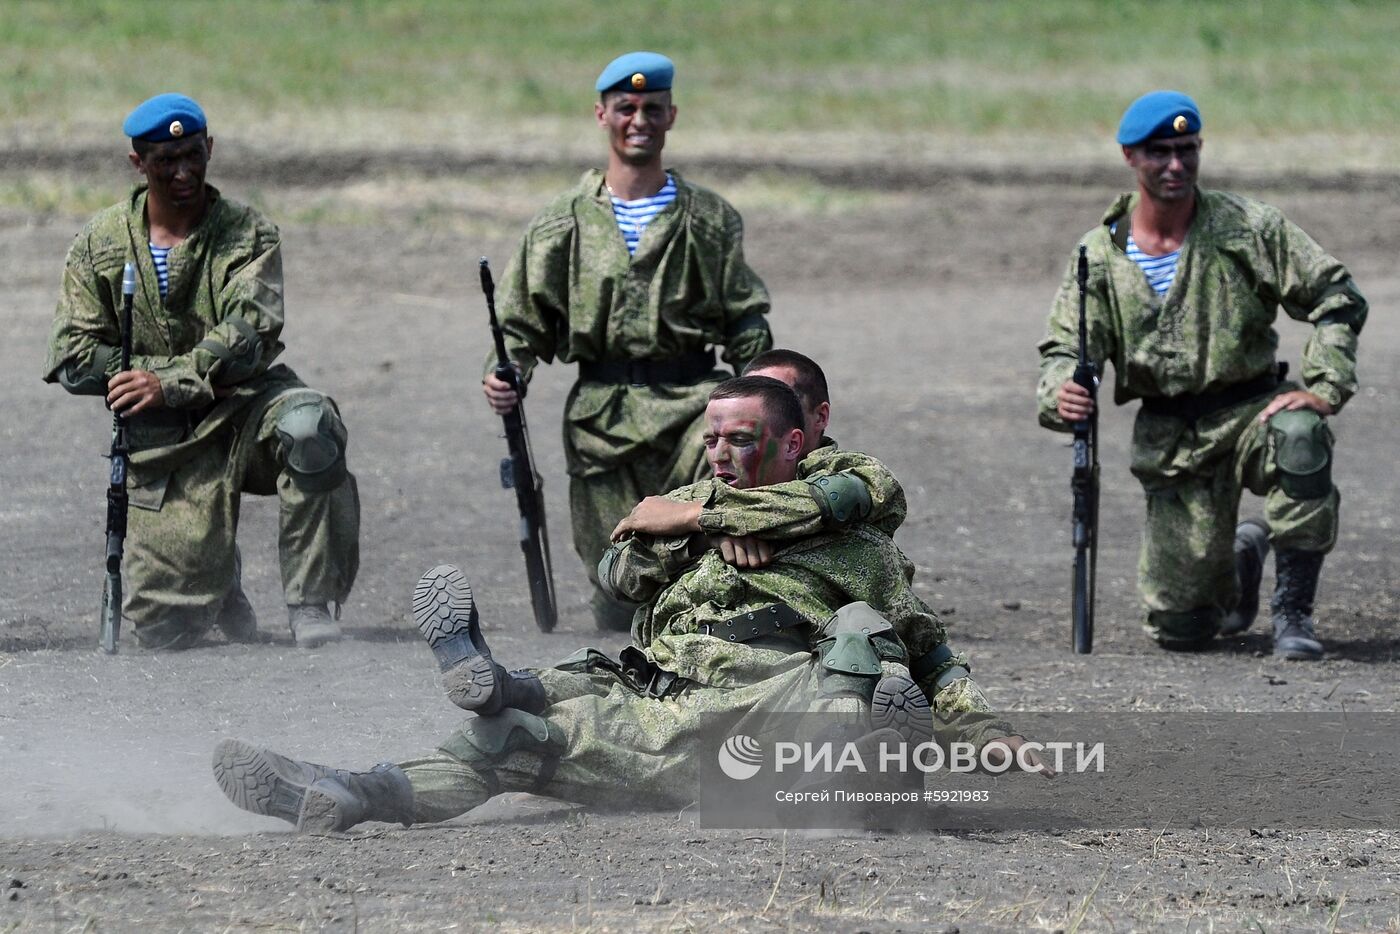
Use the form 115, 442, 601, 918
480, 257, 558, 633
1070, 244, 1100, 654
100, 262, 137, 654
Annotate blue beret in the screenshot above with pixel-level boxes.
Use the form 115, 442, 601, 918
123, 93, 207, 143
1116, 90, 1201, 146
595, 51, 674, 95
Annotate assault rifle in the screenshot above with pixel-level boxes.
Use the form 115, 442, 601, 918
1070, 244, 1099, 654
479, 257, 558, 633
100, 262, 137, 654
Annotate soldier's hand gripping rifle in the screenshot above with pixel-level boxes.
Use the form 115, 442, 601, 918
1070, 245, 1100, 654
479, 257, 558, 633
100, 262, 137, 654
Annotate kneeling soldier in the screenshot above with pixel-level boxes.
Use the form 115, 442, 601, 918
44, 93, 360, 649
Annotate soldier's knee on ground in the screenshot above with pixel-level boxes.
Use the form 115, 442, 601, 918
437, 708, 566, 798
1270, 409, 1333, 499
1146, 606, 1221, 651
275, 393, 349, 492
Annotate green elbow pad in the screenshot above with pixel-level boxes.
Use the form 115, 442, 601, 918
58, 362, 108, 396
57, 345, 118, 396
806, 471, 874, 527
198, 317, 263, 387
1270, 409, 1333, 499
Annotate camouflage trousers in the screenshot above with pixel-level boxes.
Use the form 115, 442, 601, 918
1135, 396, 1338, 642
125, 378, 360, 646
568, 414, 708, 630
398, 637, 904, 822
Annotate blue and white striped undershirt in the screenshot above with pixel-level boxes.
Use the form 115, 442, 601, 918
609, 174, 677, 255
1124, 234, 1180, 296
148, 243, 172, 297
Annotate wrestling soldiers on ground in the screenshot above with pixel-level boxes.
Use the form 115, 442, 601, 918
213, 378, 1041, 832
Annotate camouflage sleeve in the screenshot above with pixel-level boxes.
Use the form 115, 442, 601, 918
1261, 213, 1367, 412
1036, 240, 1114, 431
599, 480, 718, 602
138, 221, 285, 409
931, 674, 1015, 752
483, 217, 569, 384
714, 208, 773, 372
697, 450, 906, 538
44, 232, 121, 393
598, 533, 707, 605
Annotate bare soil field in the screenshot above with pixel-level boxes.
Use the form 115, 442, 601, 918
2, 152, 1400, 931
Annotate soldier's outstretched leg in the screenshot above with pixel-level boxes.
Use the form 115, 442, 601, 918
1219, 519, 1271, 637
413, 565, 547, 715
212, 739, 415, 833
1271, 549, 1325, 661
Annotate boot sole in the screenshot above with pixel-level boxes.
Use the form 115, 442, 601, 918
870, 675, 934, 744
212, 739, 315, 826
299, 780, 355, 834
412, 565, 495, 692
413, 565, 482, 647
442, 654, 500, 713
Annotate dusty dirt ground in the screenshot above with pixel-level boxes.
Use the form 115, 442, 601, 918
2, 151, 1400, 931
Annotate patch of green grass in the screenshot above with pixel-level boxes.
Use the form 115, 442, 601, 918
0, 174, 119, 216
2, 0, 1398, 148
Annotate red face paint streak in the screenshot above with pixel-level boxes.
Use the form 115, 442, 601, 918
702, 405, 767, 488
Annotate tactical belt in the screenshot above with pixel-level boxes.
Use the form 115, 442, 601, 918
578, 349, 716, 386
700, 604, 807, 642
1140, 362, 1287, 423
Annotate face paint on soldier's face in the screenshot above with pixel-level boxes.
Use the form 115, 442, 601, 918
704, 396, 780, 489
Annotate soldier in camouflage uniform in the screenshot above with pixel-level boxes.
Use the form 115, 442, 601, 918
1037, 91, 1366, 659
482, 52, 772, 632
44, 94, 359, 650
213, 378, 1038, 832
454, 351, 913, 713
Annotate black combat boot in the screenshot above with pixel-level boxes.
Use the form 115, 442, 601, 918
1219, 519, 1271, 636
413, 565, 548, 715
1271, 549, 1325, 661
213, 739, 414, 833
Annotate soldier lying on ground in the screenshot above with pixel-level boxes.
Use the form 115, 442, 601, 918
43, 93, 359, 650
213, 377, 1042, 832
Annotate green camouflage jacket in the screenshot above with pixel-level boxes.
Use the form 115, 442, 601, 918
696, 436, 906, 539
1037, 188, 1367, 438
45, 183, 285, 412
487, 169, 772, 477
600, 479, 1008, 740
